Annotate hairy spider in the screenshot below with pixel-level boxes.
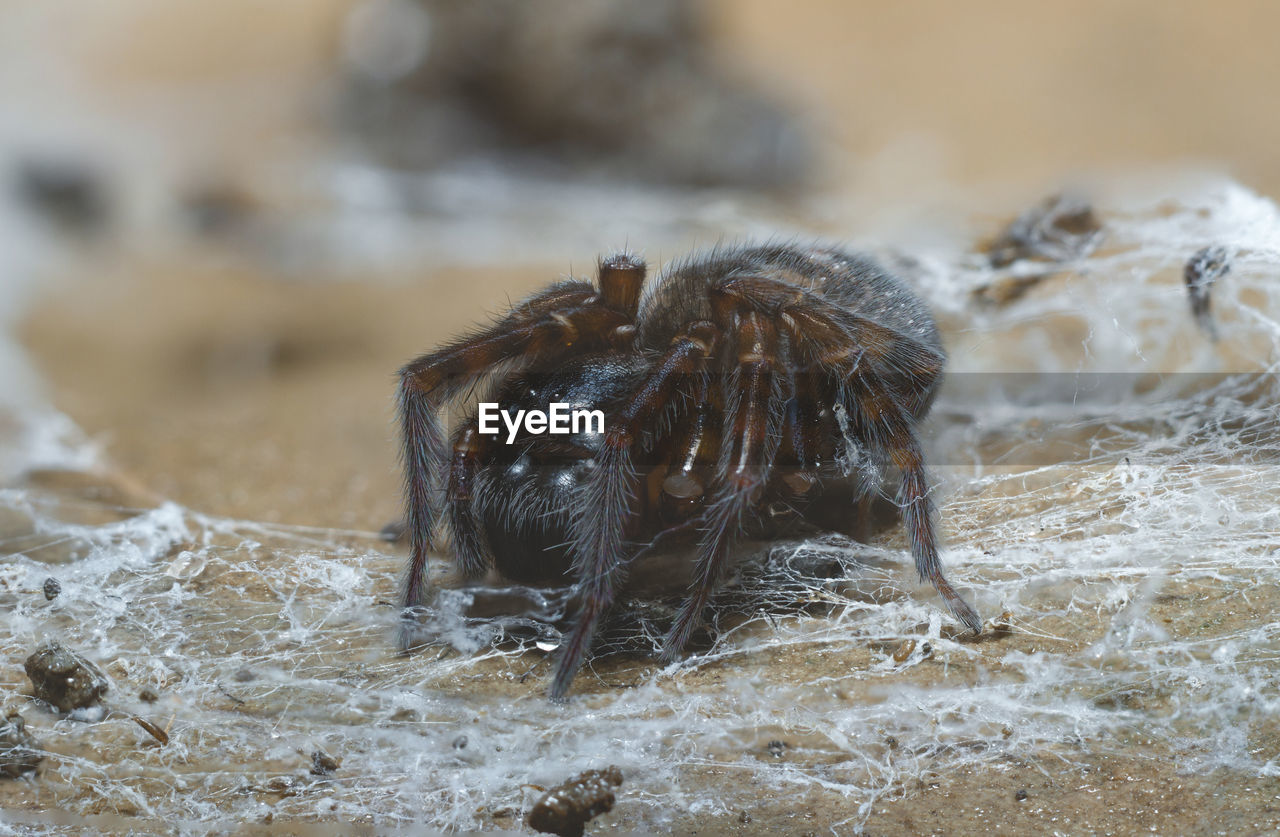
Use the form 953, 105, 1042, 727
397, 243, 981, 699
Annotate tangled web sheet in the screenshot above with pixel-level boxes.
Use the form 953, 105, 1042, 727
0, 180, 1278, 832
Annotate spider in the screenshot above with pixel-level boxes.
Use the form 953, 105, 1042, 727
397, 243, 982, 700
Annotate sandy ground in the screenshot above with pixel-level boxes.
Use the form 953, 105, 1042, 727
14, 247, 1280, 834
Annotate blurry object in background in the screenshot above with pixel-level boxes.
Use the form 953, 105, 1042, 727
985, 193, 1103, 269
1184, 244, 1231, 341
12, 158, 111, 235
180, 181, 262, 238
974, 193, 1104, 307
339, 0, 811, 189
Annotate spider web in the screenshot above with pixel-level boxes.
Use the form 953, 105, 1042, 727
1, 178, 1278, 832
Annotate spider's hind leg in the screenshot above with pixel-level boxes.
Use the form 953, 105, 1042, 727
713, 274, 981, 634
841, 372, 982, 634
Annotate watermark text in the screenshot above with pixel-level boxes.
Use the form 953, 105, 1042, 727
477, 402, 605, 443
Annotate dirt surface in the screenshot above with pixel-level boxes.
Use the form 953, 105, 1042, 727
17, 248, 1280, 834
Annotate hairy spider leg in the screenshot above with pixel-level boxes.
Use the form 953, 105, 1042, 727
551, 320, 718, 700
716, 276, 982, 635
445, 422, 493, 579
840, 369, 981, 632
397, 282, 629, 632
718, 275, 945, 406
661, 309, 788, 661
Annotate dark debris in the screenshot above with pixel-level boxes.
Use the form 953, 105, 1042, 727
1185, 245, 1232, 340
310, 750, 341, 776
132, 716, 169, 746
24, 642, 109, 714
0, 712, 42, 778
976, 194, 1104, 306
527, 766, 624, 837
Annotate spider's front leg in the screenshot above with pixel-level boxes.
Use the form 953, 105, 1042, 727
551, 320, 718, 700
397, 256, 646, 646
445, 421, 493, 580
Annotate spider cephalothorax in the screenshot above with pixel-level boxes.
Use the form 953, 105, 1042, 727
397, 244, 981, 699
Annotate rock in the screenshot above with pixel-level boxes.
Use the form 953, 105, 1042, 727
0, 712, 42, 778
310, 750, 340, 776
13, 158, 111, 234
527, 766, 623, 837
342, 0, 811, 189
24, 642, 109, 713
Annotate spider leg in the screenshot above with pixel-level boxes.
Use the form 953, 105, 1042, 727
550, 320, 718, 700
843, 371, 981, 633
716, 275, 945, 412
445, 423, 493, 579
659, 372, 718, 523
398, 283, 629, 620
778, 351, 825, 499
714, 276, 980, 634
662, 310, 786, 661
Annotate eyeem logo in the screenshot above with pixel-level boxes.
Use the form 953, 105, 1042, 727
478, 403, 605, 444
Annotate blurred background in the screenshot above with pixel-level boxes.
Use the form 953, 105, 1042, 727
4, 0, 1278, 527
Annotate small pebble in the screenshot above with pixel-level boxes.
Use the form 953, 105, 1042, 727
24, 642, 109, 713
42, 578, 61, 601
264, 776, 300, 796
892, 639, 917, 663
310, 750, 341, 776
0, 712, 42, 778
527, 766, 623, 837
